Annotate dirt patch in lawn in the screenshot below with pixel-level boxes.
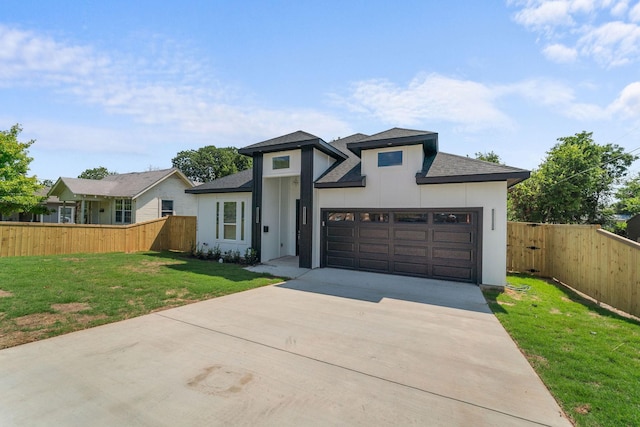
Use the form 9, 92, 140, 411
0, 330, 48, 349
14, 313, 66, 328
0, 290, 13, 297
51, 303, 91, 313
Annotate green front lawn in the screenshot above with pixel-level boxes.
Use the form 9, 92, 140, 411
484, 274, 640, 427
0, 251, 283, 349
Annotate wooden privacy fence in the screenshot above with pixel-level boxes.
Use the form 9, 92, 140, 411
508, 222, 640, 318
0, 216, 196, 257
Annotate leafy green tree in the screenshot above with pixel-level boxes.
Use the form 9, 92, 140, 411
613, 173, 640, 216
78, 166, 116, 180
172, 146, 252, 182
509, 131, 637, 225
475, 151, 502, 164
40, 178, 54, 187
0, 124, 46, 215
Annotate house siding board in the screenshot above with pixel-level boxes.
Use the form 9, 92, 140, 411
135, 175, 196, 223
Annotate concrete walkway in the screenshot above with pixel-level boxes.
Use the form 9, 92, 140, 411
0, 268, 572, 426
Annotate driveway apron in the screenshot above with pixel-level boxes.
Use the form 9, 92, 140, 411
0, 268, 572, 426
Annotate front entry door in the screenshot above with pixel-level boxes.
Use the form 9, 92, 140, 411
295, 199, 300, 256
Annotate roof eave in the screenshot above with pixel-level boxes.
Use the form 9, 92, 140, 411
415, 171, 531, 186
347, 134, 438, 157
314, 176, 367, 189
185, 187, 253, 194
239, 138, 348, 161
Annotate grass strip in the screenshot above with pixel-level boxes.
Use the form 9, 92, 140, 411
0, 251, 283, 349
484, 274, 640, 427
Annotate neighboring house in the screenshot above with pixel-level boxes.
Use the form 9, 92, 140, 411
627, 214, 640, 242
48, 168, 196, 225
186, 128, 530, 286
0, 187, 64, 223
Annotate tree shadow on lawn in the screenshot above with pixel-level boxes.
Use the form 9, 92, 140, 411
143, 251, 283, 283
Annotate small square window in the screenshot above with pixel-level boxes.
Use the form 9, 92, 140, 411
273, 155, 290, 170
161, 200, 174, 217
378, 151, 403, 167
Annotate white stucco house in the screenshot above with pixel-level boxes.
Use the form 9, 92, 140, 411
49, 168, 196, 225
186, 128, 529, 286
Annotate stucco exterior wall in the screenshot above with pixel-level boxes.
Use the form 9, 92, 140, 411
314, 145, 509, 286
194, 193, 252, 254
263, 150, 301, 178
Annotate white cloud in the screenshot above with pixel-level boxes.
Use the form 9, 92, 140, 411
335, 73, 512, 131
337, 73, 640, 129
608, 81, 640, 117
542, 43, 579, 61
510, 0, 640, 67
512, 1, 574, 30
610, 0, 629, 17
629, 1, 640, 21
578, 20, 640, 66
0, 25, 352, 146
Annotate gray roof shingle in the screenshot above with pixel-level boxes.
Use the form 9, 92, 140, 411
315, 134, 369, 188
186, 169, 253, 194
416, 152, 530, 187
347, 127, 438, 156
51, 168, 191, 198
238, 130, 348, 160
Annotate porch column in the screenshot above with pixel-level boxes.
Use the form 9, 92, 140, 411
251, 153, 263, 256
299, 146, 313, 268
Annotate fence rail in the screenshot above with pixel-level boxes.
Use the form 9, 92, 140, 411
0, 216, 196, 257
508, 222, 640, 318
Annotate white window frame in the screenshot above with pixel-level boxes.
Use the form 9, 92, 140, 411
58, 206, 75, 223
115, 199, 132, 224
161, 199, 174, 217
217, 199, 247, 242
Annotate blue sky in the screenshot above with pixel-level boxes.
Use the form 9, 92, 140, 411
2, 0, 640, 181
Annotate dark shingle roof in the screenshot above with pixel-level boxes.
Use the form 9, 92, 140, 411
315, 134, 369, 188
416, 153, 530, 187
238, 130, 348, 160
347, 127, 438, 156
186, 169, 253, 194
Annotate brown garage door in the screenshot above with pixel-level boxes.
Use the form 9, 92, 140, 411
321, 209, 481, 283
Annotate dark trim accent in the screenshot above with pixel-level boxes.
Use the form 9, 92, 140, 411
415, 171, 531, 187
314, 176, 366, 189
251, 153, 263, 257
185, 187, 252, 194
348, 134, 438, 157
299, 146, 314, 268
239, 138, 348, 161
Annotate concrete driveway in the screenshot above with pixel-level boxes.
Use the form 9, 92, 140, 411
0, 268, 571, 426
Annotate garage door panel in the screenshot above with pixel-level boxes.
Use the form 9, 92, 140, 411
327, 256, 355, 268
359, 242, 389, 255
432, 229, 473, 244
328, 227, 355, 238
323, 209, 479, 283
432, 247, 473, 261
358, 227, 389, 240
393, 261, 429, 276
394, 244, 428, 257
394, 229, 428, 241
327, 241, 355, 252
432, 264, 473, 281
358, 258, 389, 272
